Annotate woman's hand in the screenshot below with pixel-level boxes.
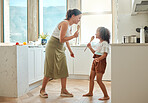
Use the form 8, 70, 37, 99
94, 57, 100, 62
70, 52, 75, 58
73, 31, 79, 38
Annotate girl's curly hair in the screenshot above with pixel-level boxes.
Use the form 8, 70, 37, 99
97, 27, 110, 44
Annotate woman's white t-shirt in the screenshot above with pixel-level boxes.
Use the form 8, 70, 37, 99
95, 41, 109, 55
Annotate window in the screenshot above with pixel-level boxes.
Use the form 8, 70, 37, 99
3, 0, 27, 43
81, 0, 112, 44
39, 0, 67, 40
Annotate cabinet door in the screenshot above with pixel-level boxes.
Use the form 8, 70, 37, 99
41, 48, 45, 77
35, 48, 44, 81
28, 48, 45, 84
28, 48, 35, 84
65, 48, 74, 74
74, 47, 93, 75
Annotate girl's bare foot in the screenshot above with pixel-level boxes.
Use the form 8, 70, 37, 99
83, 93, 93, 97
98, 96, 110, 100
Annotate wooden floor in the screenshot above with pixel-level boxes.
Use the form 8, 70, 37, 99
0, 79, 111, 103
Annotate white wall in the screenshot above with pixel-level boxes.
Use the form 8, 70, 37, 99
115, 0, 148, 43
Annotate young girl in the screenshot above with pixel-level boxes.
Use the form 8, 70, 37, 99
83, 27, 110, 100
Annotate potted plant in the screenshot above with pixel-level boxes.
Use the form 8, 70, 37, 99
40, 32, 49, 45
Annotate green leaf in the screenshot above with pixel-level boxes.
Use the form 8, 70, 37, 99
39, 33, 49, 39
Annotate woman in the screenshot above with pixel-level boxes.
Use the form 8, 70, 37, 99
40, 9, 82, 98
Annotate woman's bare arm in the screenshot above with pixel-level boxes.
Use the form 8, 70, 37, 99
59, 22, 78, 43
66, 41, 73, 53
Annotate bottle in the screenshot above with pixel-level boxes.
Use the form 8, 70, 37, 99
140, 28, 145, 43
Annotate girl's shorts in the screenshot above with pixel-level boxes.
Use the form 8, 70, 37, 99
91, 54, 107, 74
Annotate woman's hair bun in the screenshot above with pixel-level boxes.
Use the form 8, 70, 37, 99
65, 9, 82, 20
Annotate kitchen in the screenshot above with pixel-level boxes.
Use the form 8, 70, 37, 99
0, 0, 148, 103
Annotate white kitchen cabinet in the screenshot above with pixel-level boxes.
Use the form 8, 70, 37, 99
65, 46, 93, 75
28, 48, 35, 84
111, 44, 148, 103
28, 47, 45, 84
73, 47, 93, 75
65, 48, 74, 74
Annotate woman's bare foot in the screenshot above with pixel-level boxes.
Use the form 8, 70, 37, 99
83, 93, 93, 97
61, 89, 73, 97
39, 89, 48, 98
98, 96, 110, 100
61, 89, 71, 94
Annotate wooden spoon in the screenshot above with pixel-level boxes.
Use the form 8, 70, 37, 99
75, 25, 80, 45
84, 36, 95, 52
77, 25, 80, 31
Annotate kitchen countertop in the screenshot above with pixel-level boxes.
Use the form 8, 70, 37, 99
0, 43, 46, 48
0, 43, 87, 47
2, 43, 148, 47
111, 43, 148, 46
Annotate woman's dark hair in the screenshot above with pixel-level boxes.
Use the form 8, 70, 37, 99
97, 27, 110, 44
65, 9, 82, 20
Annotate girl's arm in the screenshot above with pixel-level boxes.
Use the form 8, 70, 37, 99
87, 43, 95, 54
59, 22, 78, 43
66, 41, 74, 57
95, 52, 108, 62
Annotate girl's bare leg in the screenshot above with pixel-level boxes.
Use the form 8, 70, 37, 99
96, 73, 109, 100
83, 70, 96, 96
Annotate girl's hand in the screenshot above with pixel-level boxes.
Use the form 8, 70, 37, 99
73, 31, 79, 38
87, 43, 91, 48
94, 58, 100, 62
70, 52, 75, 58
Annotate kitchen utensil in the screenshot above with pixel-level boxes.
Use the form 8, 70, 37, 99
136, 28, 140, 33
123, 36, 130, 43
140, 28, 145, 43
130, 35, 137, 43
84, 36, 95, 52
75, 25, 80, 45
137, 38, 140, 43
123, 35, 137, 43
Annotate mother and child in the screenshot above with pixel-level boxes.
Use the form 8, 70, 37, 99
39, 8, 110, 101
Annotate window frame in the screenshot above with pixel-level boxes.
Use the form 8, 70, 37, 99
2, 0, 28, 43
38, 0, 68, 39
80, 0, 113, 44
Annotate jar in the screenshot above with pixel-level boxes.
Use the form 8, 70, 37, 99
130, 35, 137, 43
123, 36, 130, 43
